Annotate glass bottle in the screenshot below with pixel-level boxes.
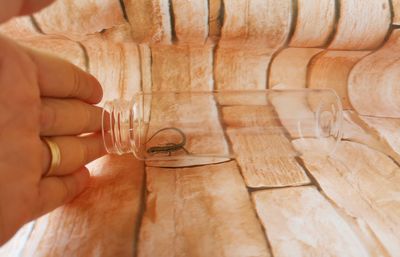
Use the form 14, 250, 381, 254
102, 89, 343, 167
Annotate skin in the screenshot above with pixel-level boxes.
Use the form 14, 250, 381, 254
0, 0, 106, 245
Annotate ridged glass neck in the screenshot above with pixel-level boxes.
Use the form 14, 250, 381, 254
102, 99, 137, 155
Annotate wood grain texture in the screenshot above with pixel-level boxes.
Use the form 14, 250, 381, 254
272, 96, 384, 156
171, 0, 208, 44
359, 116, 400, 159
342, 111, 389, 151
99, 23, 135, 43
138, 162, 271, 257
268, 87, 317, 139
209, 0, 222, 39
151, 43, 214, 91
2, 1, 400, 256
18, 155, 144, 257
1, 22, 144, 257
328, 0, 391, 50
222, 105, 309, 188
20, 36, 87, 71
253, 187, 374, 257
348, 30, 400, 118
308, 50, 370, 109
341, 111, 400, 165
81, 35, 141, 104
147, 40, 229, 164
216, 47, 276, 90
33, 0, 126, 40
145, 92, 230, 167
215, 47, 274, 90
289, 0, 335, 47
215, 0, 292, 90
138, 44, 152, 92
0, 223, 34, 257
219, 0, 292, 47
4, 17, 87, 70
393, 0, 400, 25
269, 48, 323, 89
124, 0, 171, 44
0, 29, 86, 74
0, 16, 38, 39
270, 86, 400, 162
293, 140, 400, 256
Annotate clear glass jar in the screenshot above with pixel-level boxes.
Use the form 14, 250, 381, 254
102, 89, 343, 167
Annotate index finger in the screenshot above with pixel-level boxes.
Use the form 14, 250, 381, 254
25, 47, 103, 104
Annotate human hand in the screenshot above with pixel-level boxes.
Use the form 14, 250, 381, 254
0, 0, 105, 245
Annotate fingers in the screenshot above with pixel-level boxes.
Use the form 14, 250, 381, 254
42, 134, 105, 176
34, 167, 90, 218
0, 0, 54, 23
20, 0, 55, 15
25, 47, 103, 104
0, 1, 22, 23
40, 98, 103, 136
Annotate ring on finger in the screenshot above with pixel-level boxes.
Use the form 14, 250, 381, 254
42, 137, 61, 177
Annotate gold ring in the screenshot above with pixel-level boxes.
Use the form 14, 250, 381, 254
42, 138, 61, 177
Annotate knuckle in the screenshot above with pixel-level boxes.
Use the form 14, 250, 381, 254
59, 178, 73, 203
83, 144, 90, 164
77, 102, 92, 133
69, 66, 82, 98
40, 101, 57, 131
77, 138, 90, 164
